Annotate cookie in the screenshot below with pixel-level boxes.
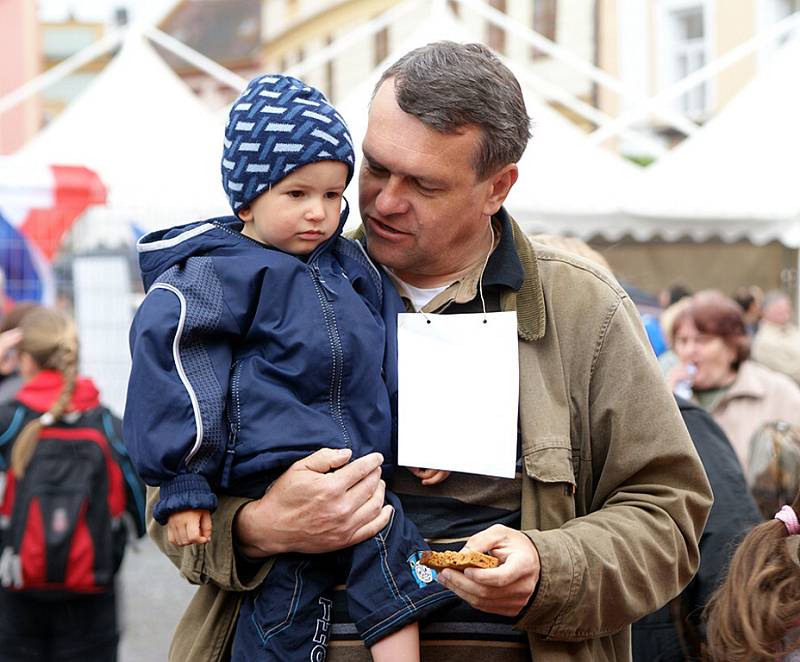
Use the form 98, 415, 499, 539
419, 549, 500, 571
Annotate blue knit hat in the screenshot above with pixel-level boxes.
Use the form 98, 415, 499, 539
221, 74, 355, 215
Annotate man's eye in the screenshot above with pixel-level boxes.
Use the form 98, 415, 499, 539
364, 162, 388, 177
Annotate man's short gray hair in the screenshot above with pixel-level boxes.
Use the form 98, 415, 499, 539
374, 41, 531, 180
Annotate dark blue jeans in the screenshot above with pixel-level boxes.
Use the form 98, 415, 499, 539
0, 586, 118, 662
232, 492, 454, 661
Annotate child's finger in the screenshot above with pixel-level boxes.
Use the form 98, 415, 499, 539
186, 518, 202, 544
200, 511, 213, 539
421, 470, 450, 485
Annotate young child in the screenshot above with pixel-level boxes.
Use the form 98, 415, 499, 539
705, 494, 800, 661
124, 74, 451, 661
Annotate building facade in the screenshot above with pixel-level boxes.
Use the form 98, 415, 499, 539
597, 0, 799, 151
0, 0, 41, 154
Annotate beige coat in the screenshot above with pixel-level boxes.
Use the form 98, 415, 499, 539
751, 320, 800, 385
149, 217, 712, 662
705, 359, 800, 470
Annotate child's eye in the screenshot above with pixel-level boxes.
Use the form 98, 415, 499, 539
287, 190, 304, 198
325, 191, 342, 200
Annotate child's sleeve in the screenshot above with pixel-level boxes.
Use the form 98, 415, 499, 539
123, 266, 238, 525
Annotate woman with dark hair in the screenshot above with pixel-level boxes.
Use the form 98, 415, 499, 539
666, 291, 800, 470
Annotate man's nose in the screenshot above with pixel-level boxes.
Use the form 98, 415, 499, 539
374, 176, 409, 216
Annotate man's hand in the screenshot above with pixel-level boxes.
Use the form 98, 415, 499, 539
437, 524, 540, 618
234, 448, 392, 558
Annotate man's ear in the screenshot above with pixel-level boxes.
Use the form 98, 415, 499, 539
481, 164, 518, 217
238, 206, 253, 222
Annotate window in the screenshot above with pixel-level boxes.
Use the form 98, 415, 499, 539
669, 7, 709, 116
531, 0, 557, 59
375, 26, 389, 65
776, 0, 800, 16
325, 34, 335, 99
486, 0, 506, 54
775, 0, 800, 45
758, 0, 800, 63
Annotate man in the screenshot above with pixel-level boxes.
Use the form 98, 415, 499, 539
751, 290, 800, 385
149, 42, 711, 661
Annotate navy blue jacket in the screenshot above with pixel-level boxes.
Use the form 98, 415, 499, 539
124, 212, 403, 524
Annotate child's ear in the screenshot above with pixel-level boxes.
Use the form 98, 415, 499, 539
238, 206, 253, 222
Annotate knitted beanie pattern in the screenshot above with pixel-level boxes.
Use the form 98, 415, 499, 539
221, 74, 355, 214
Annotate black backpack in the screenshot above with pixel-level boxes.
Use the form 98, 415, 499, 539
0, 404, 145, 597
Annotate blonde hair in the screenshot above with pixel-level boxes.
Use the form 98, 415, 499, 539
11, 308, 79, 477
705, 492, 800, 661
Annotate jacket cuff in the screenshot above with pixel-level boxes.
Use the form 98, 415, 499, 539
515, 528, 583, 638
153, 473, 218, 525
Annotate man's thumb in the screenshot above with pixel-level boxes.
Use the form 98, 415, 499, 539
301, 447, 352, 473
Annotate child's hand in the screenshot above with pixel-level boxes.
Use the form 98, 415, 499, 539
167, 509, 213, 546
0, 328, 22, 374
408, 467, 450, 486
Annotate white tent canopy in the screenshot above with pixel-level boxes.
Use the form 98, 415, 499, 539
622, 38, 800, 247
504, 93, 641, 232
17, 31, 230, 245
334, 2, 640, 233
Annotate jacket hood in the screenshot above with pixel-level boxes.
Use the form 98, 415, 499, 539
137, 201, 351, 291
136, 216, 240, 290
16, 369, 101, 413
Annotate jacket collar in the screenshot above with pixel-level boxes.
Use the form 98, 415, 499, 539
16, 370, 101, 413
501, 209, 546, 342
713, 360, 767, 406
351, 206, 547, 341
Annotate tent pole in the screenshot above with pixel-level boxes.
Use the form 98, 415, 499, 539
145, 27, 248, 92
456, 0, 700, 138
0, 29, 125, 119
588, 11, 800, 146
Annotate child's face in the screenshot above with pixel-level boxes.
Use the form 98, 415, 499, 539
239, 161, 348, 255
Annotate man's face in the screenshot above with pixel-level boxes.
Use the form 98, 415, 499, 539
359, 80, 509, 287
763, 297, 792, 326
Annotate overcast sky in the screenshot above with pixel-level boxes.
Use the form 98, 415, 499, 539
37, 0, 174, 23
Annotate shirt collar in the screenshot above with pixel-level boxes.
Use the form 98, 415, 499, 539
484, 207, 525, 291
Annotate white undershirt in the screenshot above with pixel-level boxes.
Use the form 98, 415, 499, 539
390, 275, 450, 312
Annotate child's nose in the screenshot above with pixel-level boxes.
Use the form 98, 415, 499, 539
306, 199, 325, 221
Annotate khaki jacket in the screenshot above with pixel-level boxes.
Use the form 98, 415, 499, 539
149, 217, 712, 662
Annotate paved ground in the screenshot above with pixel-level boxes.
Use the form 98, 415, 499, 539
118, 537, 196, 661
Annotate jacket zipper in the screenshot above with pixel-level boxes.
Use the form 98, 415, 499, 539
220, 361, 243, 489
309, 261, 351, 449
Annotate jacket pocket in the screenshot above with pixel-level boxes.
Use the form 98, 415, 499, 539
522, 438, 576, 530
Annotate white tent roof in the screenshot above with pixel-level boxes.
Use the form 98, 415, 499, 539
623, 37, 800, 246
334, 3, 639, 233
504, 92, 641, 231
18, 32, 230, 242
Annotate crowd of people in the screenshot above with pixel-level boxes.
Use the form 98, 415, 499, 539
0, 40, 799, 662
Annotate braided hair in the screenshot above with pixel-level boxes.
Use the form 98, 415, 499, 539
10, 308, 79, 477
